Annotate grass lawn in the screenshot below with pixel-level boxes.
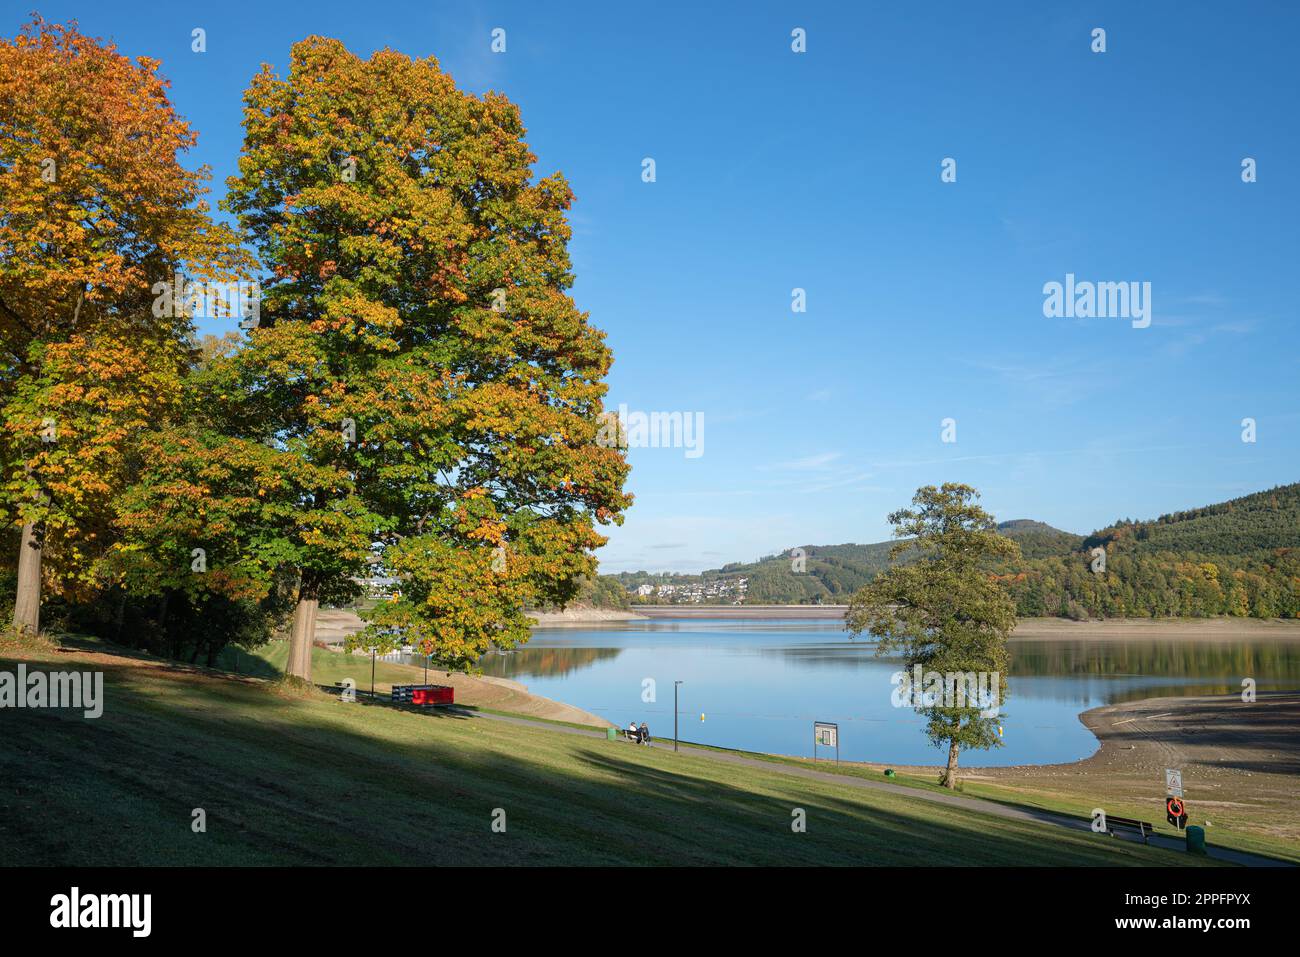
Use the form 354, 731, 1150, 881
652, 742, 1300, 865
0, 638, 1225, 866
214, 640, 438, 693
204, 643, 1300, 862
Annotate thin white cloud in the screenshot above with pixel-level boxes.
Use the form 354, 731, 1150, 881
766, 451, 842, 472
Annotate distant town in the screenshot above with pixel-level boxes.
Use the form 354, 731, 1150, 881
629, 577, 749, 605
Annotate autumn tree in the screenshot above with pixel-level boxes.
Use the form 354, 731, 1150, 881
0, 17, 243, 634
222, 37, 630, 677
3, 327, 188, 613
846, 484, 1021, 788
109, 410, 365, 664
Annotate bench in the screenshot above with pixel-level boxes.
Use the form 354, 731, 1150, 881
1107, 816, 1154, 844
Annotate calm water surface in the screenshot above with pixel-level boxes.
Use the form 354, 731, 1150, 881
479, 618, 1300, 765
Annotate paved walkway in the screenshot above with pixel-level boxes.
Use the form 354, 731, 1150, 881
474, 711, 1293, 868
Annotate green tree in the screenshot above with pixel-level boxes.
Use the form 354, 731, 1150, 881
111, 409, 369, 665
222, 37, 630, 678
846, 484, 1021, 788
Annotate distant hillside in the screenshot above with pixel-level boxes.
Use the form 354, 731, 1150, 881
617, 541, 893, 605
619, 522, 1082, 605
1084, 484, 1300, 556
616, 483, 1300, 619
996, 519, 1085, 559
1004, 483, 1300, 620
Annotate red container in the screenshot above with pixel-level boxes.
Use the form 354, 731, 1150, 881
412, 686, 453, 706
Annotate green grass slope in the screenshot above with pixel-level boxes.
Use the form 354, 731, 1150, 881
216, 639, 436, 692
0, 641, 1216, 867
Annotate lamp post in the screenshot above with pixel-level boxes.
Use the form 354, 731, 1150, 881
674, 680, 683, 752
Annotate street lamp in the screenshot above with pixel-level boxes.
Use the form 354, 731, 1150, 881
674, 680, 683, 752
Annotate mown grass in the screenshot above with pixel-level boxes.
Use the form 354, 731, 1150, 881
656, 743, 1300, 864
0, 638, 1224, 866
214, 639, 438, 692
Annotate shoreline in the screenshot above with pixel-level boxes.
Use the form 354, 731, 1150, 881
9, 634, 1296, 855
869, 691, 1300, 775
632, 604, 847, 619
527, 607, 646, 627
1010, 616, 1300, 641
767, 690, 1300, 855
597, 606, 1300, 640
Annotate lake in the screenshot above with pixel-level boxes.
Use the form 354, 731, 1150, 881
480, 618, 1300, 766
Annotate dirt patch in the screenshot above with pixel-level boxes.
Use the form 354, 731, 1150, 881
968, 692, 1300, 852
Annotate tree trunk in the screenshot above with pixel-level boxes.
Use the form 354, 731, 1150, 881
156, 591, 174, 657
11, 522, 42, 635
942, 739, 960, 789
112, 589, 128, 643
287, 586, 319, 682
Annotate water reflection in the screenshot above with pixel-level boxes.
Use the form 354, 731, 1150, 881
478, 619, 1300, 765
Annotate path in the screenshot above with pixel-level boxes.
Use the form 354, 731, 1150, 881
473, 710, 1292, 867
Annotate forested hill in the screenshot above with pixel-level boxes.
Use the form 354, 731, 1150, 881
996, 519, 1085, 559
1083, 484, 1300, 555
615, 483, 1300, 619
1002, 483, 1300, 619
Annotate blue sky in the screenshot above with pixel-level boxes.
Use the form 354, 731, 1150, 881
11, 0, 1298, 572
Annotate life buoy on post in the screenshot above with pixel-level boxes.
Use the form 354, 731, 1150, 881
1166, 796, 1188, 830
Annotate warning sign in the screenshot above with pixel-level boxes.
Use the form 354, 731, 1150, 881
1165, 768, 1183, 797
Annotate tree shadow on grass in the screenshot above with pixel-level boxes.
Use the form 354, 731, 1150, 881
0, 650, 1210, 868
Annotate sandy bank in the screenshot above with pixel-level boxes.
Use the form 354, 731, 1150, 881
1011, 617, 1300, 641
527, 607, 646, 627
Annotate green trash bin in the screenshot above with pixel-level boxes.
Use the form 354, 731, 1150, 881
606, 727, 618, 741
1186, 825, 1207, 855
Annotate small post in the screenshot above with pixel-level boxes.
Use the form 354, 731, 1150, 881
371, 649, 376, 696
674, 680, 682, 752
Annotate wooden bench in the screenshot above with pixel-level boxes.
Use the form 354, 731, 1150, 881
1107, 816, 1154, 844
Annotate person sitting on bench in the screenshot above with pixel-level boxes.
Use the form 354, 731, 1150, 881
627, 720, 641, 742
639, 722, 651, 745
